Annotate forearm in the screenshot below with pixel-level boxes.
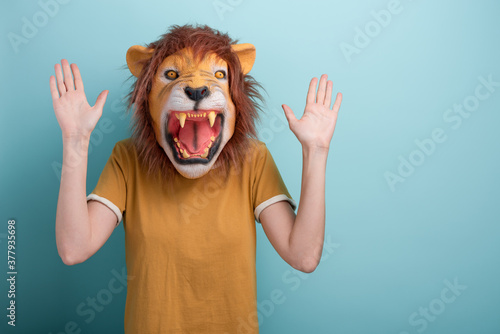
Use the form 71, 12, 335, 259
55, 135, 92, 264
288, 146, 328, 272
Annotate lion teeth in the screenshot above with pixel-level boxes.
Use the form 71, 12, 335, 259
179, 113, 187, 128
208, 111, 216, 127
210, 136, 215, 141
182, 150, 190, 158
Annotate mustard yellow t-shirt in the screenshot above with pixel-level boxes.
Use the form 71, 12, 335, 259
86, 138, 296, 334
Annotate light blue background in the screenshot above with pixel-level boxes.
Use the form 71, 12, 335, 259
1, 0, 500, 333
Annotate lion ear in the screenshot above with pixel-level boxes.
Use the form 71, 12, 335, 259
231, 43, 256, 75
126, 45, 154, 77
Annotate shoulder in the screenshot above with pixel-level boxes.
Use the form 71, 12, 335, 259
243, 138, 275, 172
108, 138, 138, 170
114, 137, 134, 150
247, 138, 269, 158
111, 138, 136, 157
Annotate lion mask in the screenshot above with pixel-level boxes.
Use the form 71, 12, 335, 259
126, 25, 260, 179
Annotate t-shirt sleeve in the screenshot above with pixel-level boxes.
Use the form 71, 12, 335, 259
252, 142, 297, 223
86, 141, 128, 227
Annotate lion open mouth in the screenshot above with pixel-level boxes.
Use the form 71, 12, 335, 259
166, 110, 223, 162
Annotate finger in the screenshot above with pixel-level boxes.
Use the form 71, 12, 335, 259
316, 74, 328, 104
282, 104, 298, 125
324, 80, 333, 108
306, 77, 318, 105
332, 92, 343, 113
71, 63, 84, 91
54, 63, 66, 96
61, 59, 75, 91
93, 90, 109, 111
49, 76, 60, 101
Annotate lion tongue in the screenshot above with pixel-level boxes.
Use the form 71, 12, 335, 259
178, 120, 212, 154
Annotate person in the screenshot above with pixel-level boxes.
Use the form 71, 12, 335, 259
50, 25, 342, 334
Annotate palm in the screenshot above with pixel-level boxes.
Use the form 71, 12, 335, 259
282, 74, 342, 150
50, 59, 108, 139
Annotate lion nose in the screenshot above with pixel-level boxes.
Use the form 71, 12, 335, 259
184, 86, 209, 101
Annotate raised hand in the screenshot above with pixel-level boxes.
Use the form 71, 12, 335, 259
50, 59, 108, 140
282, 74, 342, 151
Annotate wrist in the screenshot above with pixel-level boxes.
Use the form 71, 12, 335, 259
62, 133, 90, 156
301, 145, 329, 170
62, 135, 90, 168
302, 144, 330, 157
62, 131, 91, 143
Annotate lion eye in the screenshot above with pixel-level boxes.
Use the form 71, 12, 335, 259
165, 70, 179, 80
214, 70, 226, 79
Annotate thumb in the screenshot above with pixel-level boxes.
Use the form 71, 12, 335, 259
93, 90, 109, 111
282, 104, 297, 127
